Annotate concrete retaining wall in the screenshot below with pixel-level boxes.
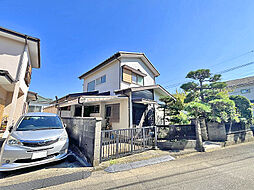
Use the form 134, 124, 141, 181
158, 140, 196, 150
207, 122, 227, 141
225, 130, 254, 146
61, 117, 102, 166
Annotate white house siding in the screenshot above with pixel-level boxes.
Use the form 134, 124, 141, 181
83, 60, 120, 95
0, 35, 24, 80
88, 98, 128, 130
120, 58, 156, 90
0, 38, 31, 125
154, 90, 165, 125
229, 85, 254, 102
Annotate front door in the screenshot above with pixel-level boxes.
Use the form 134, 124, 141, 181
132, 103, 147, 126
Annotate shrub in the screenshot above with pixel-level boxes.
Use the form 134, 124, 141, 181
229, 95, 253, 124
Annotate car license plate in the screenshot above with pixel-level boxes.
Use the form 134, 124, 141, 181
32, 151, 47, 160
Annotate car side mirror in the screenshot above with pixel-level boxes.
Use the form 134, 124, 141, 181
63, 124, 67, 128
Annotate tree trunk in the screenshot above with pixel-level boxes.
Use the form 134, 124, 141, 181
195, 119, 205, 152
200, 118, 208, 141
200, 80, 205, 102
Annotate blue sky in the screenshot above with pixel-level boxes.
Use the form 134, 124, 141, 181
1, 0, 254, 98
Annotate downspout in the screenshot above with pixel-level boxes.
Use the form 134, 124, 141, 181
16, 35, 28, 81
124, 92, 131, 128
117, 58, 121, 90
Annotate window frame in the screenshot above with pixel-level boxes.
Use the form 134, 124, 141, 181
96, 75, 106, 85
87, 80, 95, 92
131, 73, 144, 86
241, 89, 251, 94
105, 103, 120, 122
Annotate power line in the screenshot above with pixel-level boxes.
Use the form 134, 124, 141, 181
209, 50, 254, 69
217, 61, 254, 74
161, 50, 254, 86
165, 60, 254, 90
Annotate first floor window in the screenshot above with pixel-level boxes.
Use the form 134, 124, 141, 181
87, 80, 95, 92
105, 103, 120, 122
74, 105, 82, 117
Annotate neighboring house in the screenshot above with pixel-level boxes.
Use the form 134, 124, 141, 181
226, 76, 254, 103
48, 52, 173, 130
0, 27, 40, 129
28, 93, 53, 112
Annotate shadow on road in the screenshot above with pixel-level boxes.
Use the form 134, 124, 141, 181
0, 153, 85, 179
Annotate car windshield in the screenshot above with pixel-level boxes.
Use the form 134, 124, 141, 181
16, 116, 63, 131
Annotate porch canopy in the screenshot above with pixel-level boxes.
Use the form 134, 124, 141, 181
57, 95, 128, 107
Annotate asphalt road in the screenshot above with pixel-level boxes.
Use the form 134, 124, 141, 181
46, 141, 254, 190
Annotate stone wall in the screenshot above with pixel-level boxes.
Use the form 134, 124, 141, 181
61, 117, 102, 166
207, 122, 227, 141
225, 130, 254, 146
158, 140, 196, 150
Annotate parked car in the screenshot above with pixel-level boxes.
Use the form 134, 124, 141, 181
0, 112, 69, 171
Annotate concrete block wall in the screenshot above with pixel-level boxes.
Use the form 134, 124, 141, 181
207, 122, 227, 141
61, 117, 102, 166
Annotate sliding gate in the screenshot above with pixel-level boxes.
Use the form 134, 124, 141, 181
100, 126, 157, 162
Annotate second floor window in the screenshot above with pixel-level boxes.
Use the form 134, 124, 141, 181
241, 89, 250, 94
96, 75, 106, 85
122, 66, 146, 86
132, 73, 144, 85
87, 80, 95, 92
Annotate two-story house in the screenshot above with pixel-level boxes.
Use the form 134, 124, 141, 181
226, 76, 254, 103
49, 52, 173, 129
0, 27, 40, 130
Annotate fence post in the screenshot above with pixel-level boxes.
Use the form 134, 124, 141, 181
143, 127, 146, 150
116, 130, 119, 157
100, 130, 103, 163
131, 129, 134, 153
93, 118, 102, 166
154, 126, 158, 149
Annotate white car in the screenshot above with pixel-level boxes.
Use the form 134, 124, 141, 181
0, 112, 69, 171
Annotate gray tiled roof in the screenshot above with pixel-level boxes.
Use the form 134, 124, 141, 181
225, 76, 254, 87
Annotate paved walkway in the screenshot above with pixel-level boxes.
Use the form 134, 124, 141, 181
105, 155, 175, 173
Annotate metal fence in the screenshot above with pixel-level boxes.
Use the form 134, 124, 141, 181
157, 125, 196, 141
100, 126, 157, 162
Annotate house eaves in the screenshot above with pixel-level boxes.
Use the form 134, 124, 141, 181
78, 51, 160, 79
225, 76, 254, 88
0, 70, 15, 84
0, 26, 41, 68
114, 84, 175, 100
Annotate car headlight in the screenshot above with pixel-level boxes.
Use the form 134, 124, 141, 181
7, 136, 22, 145
59, 133, 68, 141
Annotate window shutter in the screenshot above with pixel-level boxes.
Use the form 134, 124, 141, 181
122, 68, 132, 83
